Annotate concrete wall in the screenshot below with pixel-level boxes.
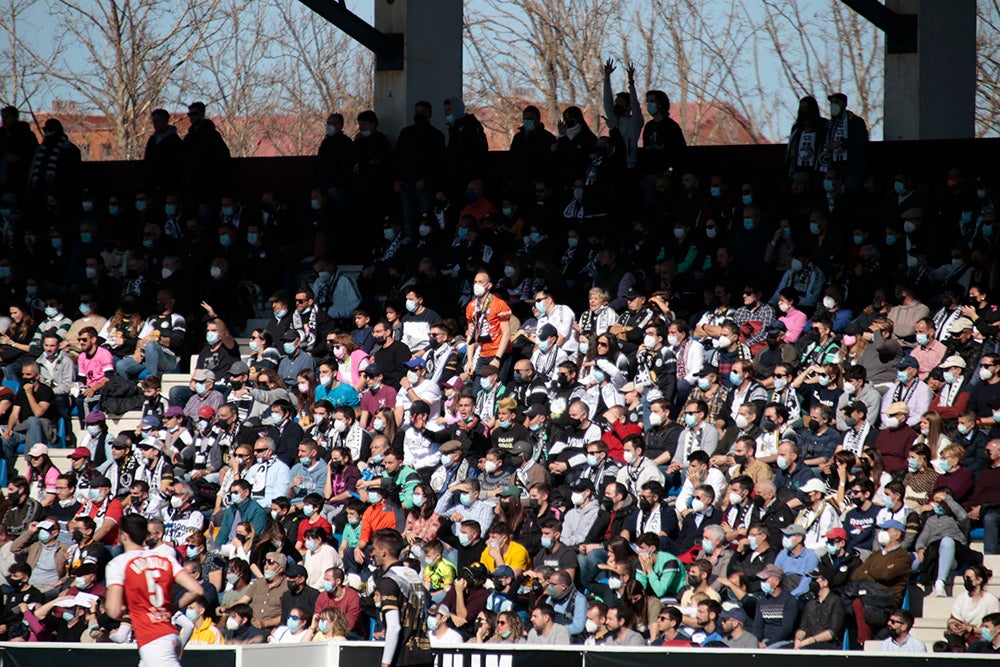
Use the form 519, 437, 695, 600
884, 0, 976, 140
374, 0, 463, 141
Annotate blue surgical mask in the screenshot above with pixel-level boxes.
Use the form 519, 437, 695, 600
44, 306, 57, 318
646, 102, 658, 115
586, 454, 599, 467
206, 331, 219, 345
164, 204, 177, 217
540, 536, 553, 549
982, 626, 993, 642
458, 532, 472, 547
299, 456, 312, 467
729, 371, 742, 386
88, 488, 100, 501
809, 222, 821, 235
701, 538, 715, 554
283, 342, 297, 355
886, 234, 897, 246
195, 382, 207, 395
742, 194, 753, 206
894, 181, 905, 195
51, 238, 62, 250
479, 377, 493, 391
896, 370, 910, 384
743, 217, 755, 231
781, 536, 794, 551
275, 309, 287, 319
932, 503, 945, 515
523, 119, 536, 132
776, 456, 789, 470
230, 492, 242, 505
185, 608, 199, 621
80, 232, 93, 244
823, 179, 834, 193
760, 581, 774, 596
710, 186, 721, 197
135, 200, 148, 212
460, 493, 472, 507
219, 233, 231, 247
683, 413, 697, 427
108, 204, 120, 216
411, 494, 425, 507
908, 459, 919, 472
826, 542, 840, 556
221, 206, 235, 217
853, 233, 864, 245
748, 535, 758, 551
322, 580, 335, 593
535, 299, 547, 315
383, 228, 396, 241
247, 232, 259, 245
915, 333, 929, 346
318, 619, 330, 633
286, 617, 300, 632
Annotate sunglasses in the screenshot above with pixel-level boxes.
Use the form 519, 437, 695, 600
265, 558, 280, 566
496, 619, 508, 626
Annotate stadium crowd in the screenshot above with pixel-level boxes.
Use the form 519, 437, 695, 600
0, 60, 998, 656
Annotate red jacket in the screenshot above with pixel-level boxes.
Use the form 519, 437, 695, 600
603, 421, 643, 462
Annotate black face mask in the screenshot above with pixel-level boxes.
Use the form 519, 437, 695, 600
687, 574, 699, 588
330, 461, 344, 474
528, 498, 540, 511
732, 454, 747, 466
557, 376, 572, 389
843, 415, 858, 427
808, 421, 821, 433
638, 497, 653, 511
852, 496, 866, 507
567, 417, 582, 430
513, 372, 528, 385
372, 335, 385, 346
761, 418, 776, 432
427, 338, 440, 350
963, 577, 976, 593
72, 529, 85, 543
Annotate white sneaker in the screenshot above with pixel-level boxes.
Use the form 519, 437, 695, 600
932, 580, 948, 597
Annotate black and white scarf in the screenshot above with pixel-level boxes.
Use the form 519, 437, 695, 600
28, 135, 74, 190
821, 113, 848, 169
292, 307, 320, 352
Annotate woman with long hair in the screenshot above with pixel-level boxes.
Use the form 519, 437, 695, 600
311, 607, 350, 642
244, 328, 281, 378
0, 304, 36, 369
402, 483, 440, 545
915, 410, 951, 459
295, 369, 318, 425
97, 297, 143, 361
468, 609, 498, 644
370, 406, 399, 442
496, 492, 539, 554
330, 333, 367, 390
491, 610, 525, 644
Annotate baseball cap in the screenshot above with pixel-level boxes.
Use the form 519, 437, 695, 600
138, 437, 164, 452
192, 368, 215, 382
361, 363, 382, 377
825, 527, 848, 542
799, 478, 827, 495
285, 563, 307, 578
949, 317, 974, 334
941, 355, 966, 369
229, 361, 250, 376
888, 401, 910, 416
537, 323, 558, 340
197, 405, 216, 419
27, 443, 48, 458
766, 320, 787, 334
280, 329, 300, 343
569, 479, 594, 494
141, 415, 161, 429
430, 603, 450, 617
896, 356, 918, 370
524, 404, 548, 418
756, 564, 785, 580
404, 357, 426, 369
624, 287, 644, 300
498, 485, 522, 498
84, 410, 106, 424
165, 406, 185, 418
720, 607, 748, 624
695, 364, 718, 377
493, 565, 515, 579
68, 447, 91, 460
781, 524, 806, 536
878, 519, 905, 532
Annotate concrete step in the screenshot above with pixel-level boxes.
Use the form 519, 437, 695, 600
911, 627, 944, 644
863, 640, 882, 652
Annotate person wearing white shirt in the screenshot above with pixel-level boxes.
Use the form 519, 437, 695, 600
615, 436, 664, 499
669, 399, 718, 474
246, 437, 292, 508
668, 319, 704, 406
880, 610, 927, 653
530, 324, 569, 382
535, 290, 577, 355
427, 603, 464, 646
397, 358, 442, 425
879, 357, 932, 428
675, 450, 728, 512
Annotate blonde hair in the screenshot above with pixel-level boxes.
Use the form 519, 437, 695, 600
940, 443, 966, 462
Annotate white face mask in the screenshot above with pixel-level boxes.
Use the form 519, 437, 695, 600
735, 414, 750, 430
822, 296, 836, 310
691, 499, 706, 514
473, 283, 487, 297
648, 412, 662, 427
714, 335, 732, 349
643, 334, 657, 349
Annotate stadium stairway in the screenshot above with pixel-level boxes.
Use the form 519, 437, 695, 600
864, 544, 1000, 650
